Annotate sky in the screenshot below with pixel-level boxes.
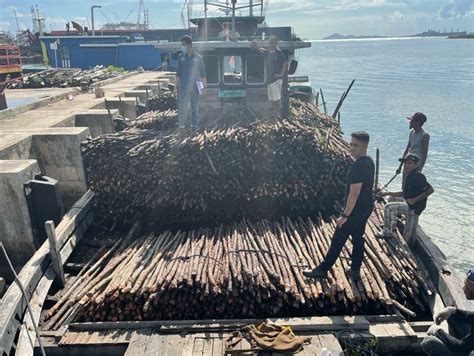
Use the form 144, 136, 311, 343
1, 0, 473, 39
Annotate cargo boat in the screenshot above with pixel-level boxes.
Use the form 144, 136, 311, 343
0, 2, 473, 356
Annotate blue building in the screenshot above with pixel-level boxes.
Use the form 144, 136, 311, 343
39, 36, 177, 70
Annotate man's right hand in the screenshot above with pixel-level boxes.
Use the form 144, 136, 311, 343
396, 167, 402, 175
434, 306, 457, 325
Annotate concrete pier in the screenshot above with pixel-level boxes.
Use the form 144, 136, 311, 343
74, 109, 118, 138
0, 160, 40, 267
0, 71, 176, 269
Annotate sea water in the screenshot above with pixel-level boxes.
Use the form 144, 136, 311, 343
297, 37, 474, 274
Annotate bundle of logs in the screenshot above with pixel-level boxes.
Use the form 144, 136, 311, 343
82, 111, 351, 229
126, 109, 178, 131
42, 203, 429, 328
6, 66, 124, 89
147, 93, 177, 111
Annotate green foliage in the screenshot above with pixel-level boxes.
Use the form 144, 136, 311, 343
104, 65, 125, 73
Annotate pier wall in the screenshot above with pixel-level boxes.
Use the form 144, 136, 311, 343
0, 71, 173, 269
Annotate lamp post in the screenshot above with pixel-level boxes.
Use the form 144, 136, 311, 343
91, 5, 102, 36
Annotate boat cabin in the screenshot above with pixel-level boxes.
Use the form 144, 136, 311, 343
155, 14, 310, 122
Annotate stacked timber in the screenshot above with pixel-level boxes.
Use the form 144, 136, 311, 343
82, 111, 351, 229
6, 66, 124, 89
126, 109, 178, 131
41, 203, 429, 328
147, 93, 177, 111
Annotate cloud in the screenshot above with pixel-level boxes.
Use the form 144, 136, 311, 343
0, 21, 10, 31
386, 9, 404, 21
440, 0, 474, 19
7, 6, 31, 18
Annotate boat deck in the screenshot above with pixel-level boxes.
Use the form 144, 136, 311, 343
38, 315, 429, 355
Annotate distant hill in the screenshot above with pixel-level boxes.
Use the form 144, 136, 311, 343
322, 33, 386, 40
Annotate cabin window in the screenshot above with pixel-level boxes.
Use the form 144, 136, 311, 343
203, 55, 219, 84
223, 55, 242, 84
246, 55, 265, 84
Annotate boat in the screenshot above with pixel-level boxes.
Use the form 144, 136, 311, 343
288, 76, 315, 104
0, 2, 472, 355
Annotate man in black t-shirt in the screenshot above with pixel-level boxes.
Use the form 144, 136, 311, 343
377, 153, 434, 245
303, 131, 375, 281
251, 36, 288, 118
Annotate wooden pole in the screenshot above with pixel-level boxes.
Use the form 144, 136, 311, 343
45, 221, 66, 287
375, 148, 380, 191
319, 89, 327, 114
332, 79, 355, 118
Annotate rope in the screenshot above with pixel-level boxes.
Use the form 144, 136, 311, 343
164, 249, 312, 269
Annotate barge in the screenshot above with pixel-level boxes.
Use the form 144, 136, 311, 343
1, 2, 473, 356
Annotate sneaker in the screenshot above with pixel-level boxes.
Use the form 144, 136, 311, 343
302, 267, 328, 280
347, 268, 361, 281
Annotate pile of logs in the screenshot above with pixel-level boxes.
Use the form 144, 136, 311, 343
82, 112, 351, 229
147, 93, 177, 111
126, 109, 178, 131
6, 66, 124, 89
41, 203, 429, 327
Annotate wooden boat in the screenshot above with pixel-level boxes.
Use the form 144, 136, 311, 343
1, 2, 472, 356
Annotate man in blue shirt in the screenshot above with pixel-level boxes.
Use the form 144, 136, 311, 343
175, 35, 207, 132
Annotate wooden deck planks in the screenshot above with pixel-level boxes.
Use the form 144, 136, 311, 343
124, 329, 152, 356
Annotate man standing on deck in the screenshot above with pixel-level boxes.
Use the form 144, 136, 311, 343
396, 112, 430, 185
303, 131, 375, 281
175, 35, 207, 132
251, 36, 288, 119
376, 154, 434, 245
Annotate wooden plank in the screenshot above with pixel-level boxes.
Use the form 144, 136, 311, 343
181, 334, 196, 356
165, 334, 187, 356
267, 316, 369, 331
125, 329, 152, 356
16, 266, 55, 356
45, 221, 66, 287
0, 191, 94, 355
317, 333, 344, 355
301, 335, 323, 356
59, 211, 94, 263
145, 333, 168, 355
212, 335, 225, 356
369, 321, 418, 352
193, 337, 205, 355
70, 318, 261, 332
202, 336, 213, 356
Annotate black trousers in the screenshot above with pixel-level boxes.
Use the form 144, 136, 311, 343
318, 213, 371, 272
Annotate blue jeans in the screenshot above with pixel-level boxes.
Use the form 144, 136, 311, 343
178, 90, 199, 129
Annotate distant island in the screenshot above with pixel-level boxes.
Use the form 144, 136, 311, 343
322, 33, 386, 40
322, 29, 472, 40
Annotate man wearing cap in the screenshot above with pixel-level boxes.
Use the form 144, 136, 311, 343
377, 153, 434, 245
397, 112, 430, 178
421, 269, 474, 355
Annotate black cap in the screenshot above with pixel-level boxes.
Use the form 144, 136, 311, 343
406, 112, 427, 124
399, 153, 420, 164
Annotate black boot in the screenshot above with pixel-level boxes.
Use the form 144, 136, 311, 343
303, 267, 328, 280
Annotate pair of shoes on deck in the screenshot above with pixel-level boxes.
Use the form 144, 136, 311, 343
303, 267, 361, 281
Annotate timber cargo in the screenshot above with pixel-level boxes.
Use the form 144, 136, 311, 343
0, 1, 473, 356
